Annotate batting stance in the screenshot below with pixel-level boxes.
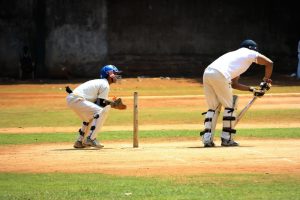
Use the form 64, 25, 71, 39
201, 39, 273, 147
66, 65, 126, 149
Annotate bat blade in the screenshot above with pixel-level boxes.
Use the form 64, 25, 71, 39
235, 96, 257, 127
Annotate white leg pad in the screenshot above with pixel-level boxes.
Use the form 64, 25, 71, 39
87, 106, 111, 140
77, 121, 90, 141
201, 106, 221, 143
221, 107, 236, 140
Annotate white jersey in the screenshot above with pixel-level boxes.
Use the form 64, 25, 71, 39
208, 47, 259, 80
72, 79, 109, 102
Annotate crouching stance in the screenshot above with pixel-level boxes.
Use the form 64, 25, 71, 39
66, 65, 126, 149
200, 39, 273, 147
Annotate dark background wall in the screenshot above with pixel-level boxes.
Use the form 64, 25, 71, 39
45, 0, 107, 78
0, 0, 299, 78
0, 0, 37, 77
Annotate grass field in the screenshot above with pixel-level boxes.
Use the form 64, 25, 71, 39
1, 173, 299, 200
0, 77, 300, 199
1, 128, 300, 145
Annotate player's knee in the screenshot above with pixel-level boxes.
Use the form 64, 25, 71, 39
78, 129, 85, 136
202, 109, 216, 129
102, 106, 111, 114
223, 107, 236, 122
83, 121, 89, 126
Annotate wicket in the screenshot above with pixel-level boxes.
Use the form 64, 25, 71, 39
133, 92, 139, 147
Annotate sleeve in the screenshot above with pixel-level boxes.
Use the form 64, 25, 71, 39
251, 51, 259, 64
97, 85, 109, 100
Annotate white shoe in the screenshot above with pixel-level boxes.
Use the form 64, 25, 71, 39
202, 132, 215, 147
221, 138, 239, 147
204, 141, 215, 147
83, 137, 104, 149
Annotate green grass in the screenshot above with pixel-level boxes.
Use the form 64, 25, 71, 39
1, 128, 299, 146
0, 86, 64, 93
0, 173, 299, 200
0, 108, 80, 127
0, 107, 299, 128
0, 133, 75, 145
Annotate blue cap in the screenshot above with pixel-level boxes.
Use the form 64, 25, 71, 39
100, 65, 121, 79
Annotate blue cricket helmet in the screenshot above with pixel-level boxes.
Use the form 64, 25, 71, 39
240, 39, 258, 51
100, 65, 121, 79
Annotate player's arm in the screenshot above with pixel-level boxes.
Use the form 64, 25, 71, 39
95, 98, 118, 107
95, 86, 111, 107
95, 98, 126, 109
95, 98, 110, 107
232, 76, 266, 97
231, 76, 250, 91
256, 54, 273, 82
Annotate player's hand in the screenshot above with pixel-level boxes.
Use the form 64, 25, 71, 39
254, 89, 265, 97
249, 87, 265, 97
263, 77, 272, 84
260, 81, 271, 91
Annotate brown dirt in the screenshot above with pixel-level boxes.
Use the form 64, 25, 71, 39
0, 139, 299, 176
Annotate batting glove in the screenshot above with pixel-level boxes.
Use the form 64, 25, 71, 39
260, 81, 271, 91
249, 87, 265, 97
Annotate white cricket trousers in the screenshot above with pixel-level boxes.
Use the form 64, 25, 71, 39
66, 94, 102, 122
203, 67, 233, 109
66, 93, 111, 140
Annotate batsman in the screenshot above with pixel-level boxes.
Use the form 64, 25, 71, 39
200, 39, 273, 147
66, 65, 127, 149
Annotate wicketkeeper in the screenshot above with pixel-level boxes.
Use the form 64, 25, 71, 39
66, 65, 127, 149
201, 39, 273, 147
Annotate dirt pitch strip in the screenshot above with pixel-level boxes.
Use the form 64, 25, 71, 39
0, 139, 299, 176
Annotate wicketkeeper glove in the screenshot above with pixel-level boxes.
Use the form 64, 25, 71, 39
249, 87, 265, 97
109, 98, 127, 110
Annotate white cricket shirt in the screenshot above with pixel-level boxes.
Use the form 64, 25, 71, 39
72, 79, 110, 102
208, 47, 259, 80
